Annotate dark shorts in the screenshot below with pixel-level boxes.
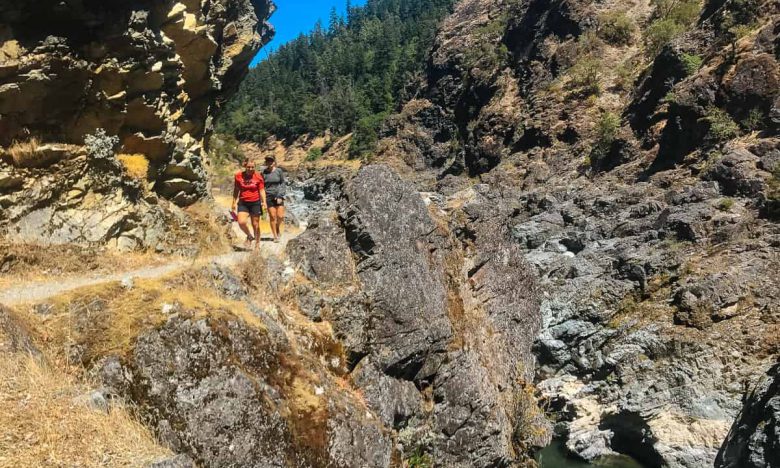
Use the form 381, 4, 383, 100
267, 197, 285, 208
237, 200, 263, 216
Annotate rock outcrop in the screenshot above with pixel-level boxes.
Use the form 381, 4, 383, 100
24, 264, 395, 467
369, 0, 780, 466
0, 0, 273, 247
716, 361, 780, 468
288, 165, 550, 466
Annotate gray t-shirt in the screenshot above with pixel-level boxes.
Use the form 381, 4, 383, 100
262, 167, 286, 199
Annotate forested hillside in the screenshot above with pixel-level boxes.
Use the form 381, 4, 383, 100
218, 0, 457, 156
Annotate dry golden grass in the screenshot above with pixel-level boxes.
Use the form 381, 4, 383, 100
117, 153, 150, 180
0, 353, 170, 468
29, 275, 267, 363
0, 243, 170, 290
6, 138, 41, 167
178, 201, 233, 256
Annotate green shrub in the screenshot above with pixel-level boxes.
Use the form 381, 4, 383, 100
305, 147, 323, 162
652, 0, 700, 24
407, 448, 433, 468
702, 107, 740, 142
348, 112, 388, 159
645, 0, 701, 56
717, 198, 735, 211
589, 111, 621, 167
598, 11, 637, 45
596, 111, 621, 148
680, 53, 703, 75
463, 13, 511, 71
645, 18, 686, 56
568, 57, 602, 95
741, 107, 765, 131
614, 60, 640, 91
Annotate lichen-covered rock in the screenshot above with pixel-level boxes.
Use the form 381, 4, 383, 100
0, 0, 274, 246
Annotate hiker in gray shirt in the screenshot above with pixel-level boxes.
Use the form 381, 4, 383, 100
262, 156, 286, 243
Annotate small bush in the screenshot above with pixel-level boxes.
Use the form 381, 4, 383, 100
680, 53, 703, 75
568, 57, 602, 95
614, 60, 640, 91
717, 198, 735, 211
645, 18, 686, 56
407, 448, 433, 468
306, 147, 323, 162
463, 13, 511, 71
645, 0, 700, 56
741, 107, 765, 131
589, 112, 621, 168
652, 0, 700, 24
702, 107, 740, 142
598, 11, 637, 45
596, 112, 621, 148
348, 112, 388, 159
84, 128, 119, 160
117, 153, 150, 180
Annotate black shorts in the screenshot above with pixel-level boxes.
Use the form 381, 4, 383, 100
237, 201, 264, 216
267, 197, 285, 208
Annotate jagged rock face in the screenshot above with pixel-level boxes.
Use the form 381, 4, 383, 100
0, 0, 273, 246
49, 265, 397, 468
289, 165, 550, 467
371, 0, 780, 466
716, 361, 780, 468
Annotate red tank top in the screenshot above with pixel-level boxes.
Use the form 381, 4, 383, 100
235, 171, 264, 203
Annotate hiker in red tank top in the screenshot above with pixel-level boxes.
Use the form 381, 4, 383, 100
231, 159, 267, 250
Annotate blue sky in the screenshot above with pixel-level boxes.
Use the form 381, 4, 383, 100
251, 0, 368, 66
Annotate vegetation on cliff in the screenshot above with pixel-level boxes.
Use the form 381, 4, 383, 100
218, 0, 458, 152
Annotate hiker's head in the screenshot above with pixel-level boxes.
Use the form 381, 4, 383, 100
243, 159, 256, 173
264, 156, 276, 168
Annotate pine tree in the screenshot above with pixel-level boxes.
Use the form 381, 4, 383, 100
218, 0, 459, 147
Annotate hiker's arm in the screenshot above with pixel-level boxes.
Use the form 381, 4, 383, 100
260, 188, 267, 207
232, 183, 239, 211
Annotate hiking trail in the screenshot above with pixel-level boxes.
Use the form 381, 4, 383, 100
0, 233, 296, 307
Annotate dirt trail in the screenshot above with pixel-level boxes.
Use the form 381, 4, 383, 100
0, 234, 295, 307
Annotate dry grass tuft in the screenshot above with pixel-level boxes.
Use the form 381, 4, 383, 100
0, 353, 170, 468
178, 201, 233, 255
6, 138, 41, 167
117, 153, 150, 180
31, 276, 266, 363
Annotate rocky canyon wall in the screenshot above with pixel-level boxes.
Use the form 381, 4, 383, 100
372, 0, 780, 466
0, 0, 273, 248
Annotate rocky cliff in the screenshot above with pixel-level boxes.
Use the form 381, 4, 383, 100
369, 0, 780, 466
3, 164, 550, 467
288, 165, 550, 466
716, 361, 780, 468
0, 0, 273, 248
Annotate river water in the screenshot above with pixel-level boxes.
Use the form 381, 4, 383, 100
536, 440, 645, 468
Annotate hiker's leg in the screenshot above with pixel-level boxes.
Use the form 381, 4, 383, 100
275, 205, 285, 238
268, 207, 279, 240
237, 211, 252, 238
251, 215, 261, 248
